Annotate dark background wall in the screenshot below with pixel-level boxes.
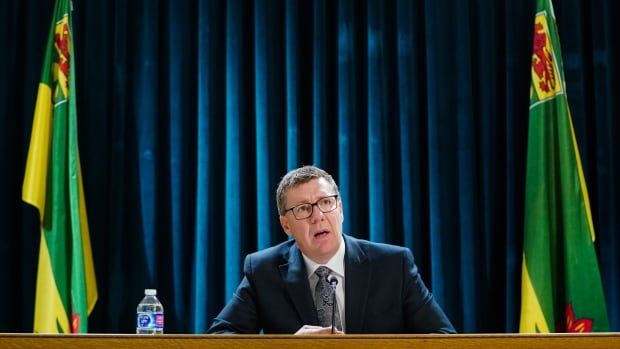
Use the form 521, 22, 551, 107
1, 0, 618, 333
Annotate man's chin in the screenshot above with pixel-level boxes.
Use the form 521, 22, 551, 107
311, 245, 340, 263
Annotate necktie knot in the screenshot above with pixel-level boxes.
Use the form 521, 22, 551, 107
315, 266, 331, 278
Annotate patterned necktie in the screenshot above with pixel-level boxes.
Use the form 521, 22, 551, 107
314, 266, 342, 330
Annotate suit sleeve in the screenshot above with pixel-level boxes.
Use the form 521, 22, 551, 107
402, 248, 456, 333
206, 255, 260, 334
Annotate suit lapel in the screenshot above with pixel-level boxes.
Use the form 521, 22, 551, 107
278, 243, 318, 326
344, 235, 370, 333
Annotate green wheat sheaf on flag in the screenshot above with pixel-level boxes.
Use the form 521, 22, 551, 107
22, 0, 97, 334
519, 0, 609, 334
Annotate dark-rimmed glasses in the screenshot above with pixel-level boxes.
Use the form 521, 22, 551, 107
284, 195, 339, 220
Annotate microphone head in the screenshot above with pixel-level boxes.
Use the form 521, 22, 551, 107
327, 275, 339, 286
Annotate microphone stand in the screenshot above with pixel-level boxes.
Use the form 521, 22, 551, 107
328, 276, 338, 334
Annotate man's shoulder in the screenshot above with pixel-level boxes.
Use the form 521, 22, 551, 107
345, 234, 409, 258
246, 238, 296, 264
345, 235, 417, 274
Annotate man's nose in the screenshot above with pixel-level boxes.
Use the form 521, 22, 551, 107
308, 204, 325, 222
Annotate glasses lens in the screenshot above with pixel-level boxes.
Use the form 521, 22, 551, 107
318, 196, 337, 212
293, 204, 312, 219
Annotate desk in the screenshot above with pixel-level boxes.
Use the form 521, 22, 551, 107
1, 333, 618, 349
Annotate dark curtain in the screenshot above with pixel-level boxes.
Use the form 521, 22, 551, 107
1, 0, 619, 334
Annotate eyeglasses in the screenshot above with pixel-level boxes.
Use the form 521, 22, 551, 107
284, 195, 339, 220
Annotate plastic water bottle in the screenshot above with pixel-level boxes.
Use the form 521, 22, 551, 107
136, 289, 164, 334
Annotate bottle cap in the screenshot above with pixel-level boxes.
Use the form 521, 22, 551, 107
145, 289, 157, 296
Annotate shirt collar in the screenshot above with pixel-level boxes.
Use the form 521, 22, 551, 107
302, 235, 346, 278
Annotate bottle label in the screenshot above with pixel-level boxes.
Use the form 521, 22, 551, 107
137, 312, 164, 330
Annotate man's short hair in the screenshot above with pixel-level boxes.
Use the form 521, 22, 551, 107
276, 165, 340, 215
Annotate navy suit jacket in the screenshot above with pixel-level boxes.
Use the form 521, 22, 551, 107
207, 235, 455, 334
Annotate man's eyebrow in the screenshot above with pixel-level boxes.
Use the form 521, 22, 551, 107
290, 195, 331, 206
289, 199, 310, 206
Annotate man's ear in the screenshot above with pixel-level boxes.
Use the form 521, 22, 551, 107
279, 215, 292, 237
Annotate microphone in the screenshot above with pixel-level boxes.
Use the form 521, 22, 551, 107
327, 275, 338, 289
326, 275, 338, 333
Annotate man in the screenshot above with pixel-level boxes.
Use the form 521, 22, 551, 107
207, 166, 455, 334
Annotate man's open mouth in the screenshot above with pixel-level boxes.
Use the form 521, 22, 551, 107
313, 230, 330, 238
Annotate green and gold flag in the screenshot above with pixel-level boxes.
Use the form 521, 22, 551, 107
520, 0, 609, 333
22, 0, 97, 333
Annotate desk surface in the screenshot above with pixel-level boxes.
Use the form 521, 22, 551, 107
1, 333, 618, 349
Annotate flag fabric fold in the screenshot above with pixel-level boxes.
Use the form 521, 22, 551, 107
520, 0, 609, 333
22, 0, 97, 333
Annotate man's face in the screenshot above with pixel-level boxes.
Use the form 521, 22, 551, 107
279, 177, 343, 264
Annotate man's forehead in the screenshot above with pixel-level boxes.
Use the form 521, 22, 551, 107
285, 178, 332, 201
